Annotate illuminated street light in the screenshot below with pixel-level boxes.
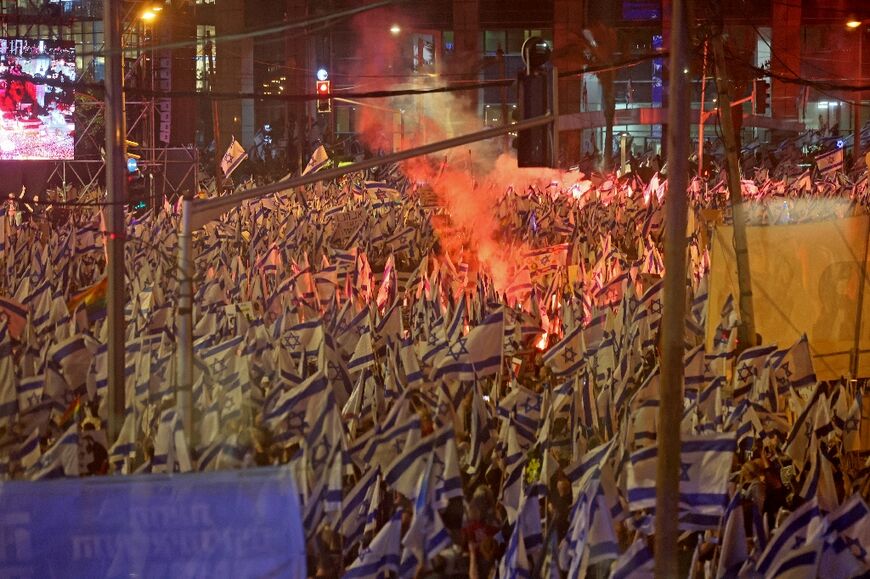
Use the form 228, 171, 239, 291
141, 9, 158, 21
390, 24, 401, 36
846, 20, 861, 29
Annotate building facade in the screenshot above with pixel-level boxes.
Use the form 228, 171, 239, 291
0, 0, 866, 173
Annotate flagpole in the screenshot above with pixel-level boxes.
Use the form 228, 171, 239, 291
177, 195, 194, 447
104, 0, 127, 443
697, 40, 708, 176
655, 0, 690, 574
712, 32, 757, 351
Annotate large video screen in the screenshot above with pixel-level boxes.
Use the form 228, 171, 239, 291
0, 38, 76, 160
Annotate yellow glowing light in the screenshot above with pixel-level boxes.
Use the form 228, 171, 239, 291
846, 20, 861, 29
390, 24, 401, 35
141, 9, 157, 21
151, 3, 163, 11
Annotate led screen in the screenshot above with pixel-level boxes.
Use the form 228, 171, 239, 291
0, 38, 76, 160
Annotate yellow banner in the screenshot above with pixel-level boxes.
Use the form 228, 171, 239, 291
709, 215, 870, 380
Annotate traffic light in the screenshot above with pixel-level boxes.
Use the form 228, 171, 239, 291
316, 80, 331, 113
753, 79, 769, 115
127, 170, 149, 214
516, 36, 557, 168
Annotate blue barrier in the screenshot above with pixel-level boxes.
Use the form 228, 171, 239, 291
0, 468, 306, 578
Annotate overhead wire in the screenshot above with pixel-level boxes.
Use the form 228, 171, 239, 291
734, 12, 870, 109
0, 51, 669, 103
73, 0, 412, 59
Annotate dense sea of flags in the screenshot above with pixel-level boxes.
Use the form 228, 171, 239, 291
0, 151, 869, 577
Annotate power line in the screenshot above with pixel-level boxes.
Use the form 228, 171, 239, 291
737, 16, 870, 110
74, 0, 411, 59
0, 52, 668, 102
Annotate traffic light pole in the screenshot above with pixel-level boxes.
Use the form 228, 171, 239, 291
655, 0, 690, 573
104, 0, 127, 442
712, 33, 757, 351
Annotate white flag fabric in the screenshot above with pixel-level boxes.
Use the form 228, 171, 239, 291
303, 145, 330, 176
220, 136, 248, 178
816, 147, 844, 175
344, 509, 403, 579
432, 308, 504, 382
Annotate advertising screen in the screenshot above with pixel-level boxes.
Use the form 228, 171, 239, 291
0, 38, 76, 160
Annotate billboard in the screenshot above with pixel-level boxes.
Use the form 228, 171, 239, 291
0, 38, 76, 160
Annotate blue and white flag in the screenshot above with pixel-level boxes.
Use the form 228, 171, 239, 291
0, 322, 17, 428
733, 344, 777, 403
340, 467, 381, 552
343, 509, 403, 579
816, 147, 844, 175
400, 452, 452, 578
820, 494, 870, 576
16, 427, 41, 471
152, 407, 192, 474
358, 414, 421, 471
627, 433, 736, 530
347, 330, 376, 374
764, 540, 821, 579
498, 495, 534, 579
716, 492, 747, 578
755, 498, 822, 576
220, 136, 248, 178
303, 145, 330, 176
29, 423, 78, 480
610, 537, 653, 579
383, 425, 461, 503
433, 309, 504, 382
108, 411, 137, 474
46, 334, 93, 401
263, 371, 329, 440
542, 324, 584, 377
772, 335, 816, 394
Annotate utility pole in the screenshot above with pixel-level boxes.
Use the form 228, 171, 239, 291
698, 40, 709, 175
104, 0, 127, 442
205, 31, 223, 193
655, 0, 690, 575
712, 32, 757, 351
854, 27, 863, 163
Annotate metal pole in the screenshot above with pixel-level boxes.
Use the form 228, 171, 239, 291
177, 196, 194, 446
851, 219, 869, 378
104, 0, 127, 442
698, 40, 709, 176
712, 33, 757, 350
551, 67, 560, 168
655, 0, 690, 574
855, 29, 863, 163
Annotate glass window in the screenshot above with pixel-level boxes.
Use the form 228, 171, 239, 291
506, 30, 525, 54
484, 30, 505, 53
196, 24, 216, 91
335, 106, 351, 134
442, 30, 454, 54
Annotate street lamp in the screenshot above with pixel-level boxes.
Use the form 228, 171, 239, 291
390, 24, 401, 36
140, 9, 158, 22
847, 18, 865, 161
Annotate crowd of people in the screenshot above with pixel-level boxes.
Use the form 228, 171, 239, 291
0, 139, 869, 578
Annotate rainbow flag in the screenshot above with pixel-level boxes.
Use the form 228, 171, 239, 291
67, 278, 108, 322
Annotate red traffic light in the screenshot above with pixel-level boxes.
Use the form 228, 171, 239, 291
316, 80, 331, 96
